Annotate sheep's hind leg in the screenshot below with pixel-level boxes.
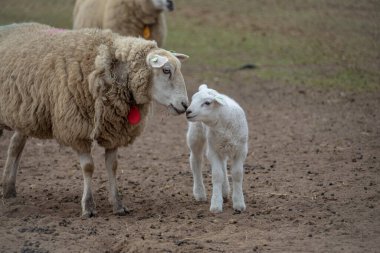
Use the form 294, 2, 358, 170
105, 148, 128, 215
79, 152, 97, 218
231, 156, 246, 212
2, 131, 27, 198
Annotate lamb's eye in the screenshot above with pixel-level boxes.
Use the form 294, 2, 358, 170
204, 101, 211, 106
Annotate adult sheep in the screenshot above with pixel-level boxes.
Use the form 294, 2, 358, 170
0, 23, 189, 217
73, 0, 174, 47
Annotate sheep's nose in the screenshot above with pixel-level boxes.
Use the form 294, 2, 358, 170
181, 102, 188, 110
167, 0, 174, 11
186, 110, 192, 116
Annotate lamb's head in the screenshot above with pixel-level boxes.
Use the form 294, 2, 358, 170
186, 84, 226, 123
147, 49, 189, 115
150, 0, 174, 11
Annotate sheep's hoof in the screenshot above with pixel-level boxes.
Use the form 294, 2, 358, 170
81, 210, 97, 219
113, 207, 130, 216
223, 196, 229, 203
2, 185, 17, 198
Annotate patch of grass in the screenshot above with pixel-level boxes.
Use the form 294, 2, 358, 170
0, 0, 73, 28
167, 0, 380, 90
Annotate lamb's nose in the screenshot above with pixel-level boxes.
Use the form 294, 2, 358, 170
181, 102, 188, 110
186, 110, 192, 116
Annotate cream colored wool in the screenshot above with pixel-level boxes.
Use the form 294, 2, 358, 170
73, 0, 168, 47
0, 23, 158, 153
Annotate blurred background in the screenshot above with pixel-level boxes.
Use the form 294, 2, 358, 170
0, 1, 379, 252
1, 0, 379, 90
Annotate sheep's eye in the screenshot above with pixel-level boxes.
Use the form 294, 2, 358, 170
163, 68, 171, 75
204, 101, 211, 106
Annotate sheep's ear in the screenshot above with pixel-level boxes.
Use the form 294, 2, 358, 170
214, 95, 226, 105
147, 54, 168, 68
199, 84, 208, 91
173, 53, 189, 62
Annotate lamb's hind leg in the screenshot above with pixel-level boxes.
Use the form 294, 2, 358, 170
105, 148, 128, 215
208, 149, 224, 213
222, 159, 230, 202
2, 131, 27, 198
78, 152, 97, 218
231, 155, 246, 212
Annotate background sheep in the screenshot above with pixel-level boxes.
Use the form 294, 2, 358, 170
73, 0, 174, 47
186, 84, 248, 213
0, 22, 189, 217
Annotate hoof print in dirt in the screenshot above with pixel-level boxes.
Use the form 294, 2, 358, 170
114, 207, 130, 216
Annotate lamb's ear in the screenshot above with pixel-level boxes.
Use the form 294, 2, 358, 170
199, 84, 208, 91
173, 53, 189, 62
214, 95, 226, 105
147, 53, 168, 68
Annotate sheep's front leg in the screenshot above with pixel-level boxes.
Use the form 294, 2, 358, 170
79, 152, 97, 218
105, 148, 128, 215
2, 131, 27, 198
208, 150, 224, 213
231, 155, 246, 212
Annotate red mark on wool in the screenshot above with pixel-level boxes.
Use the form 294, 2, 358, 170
127, 106, 141, 125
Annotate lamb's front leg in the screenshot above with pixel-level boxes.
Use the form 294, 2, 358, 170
79, 152, 97, 218
231, 155, 246, 212
187, 123, 206, 202
105, 148, 128, 215
208, 150, 225, 213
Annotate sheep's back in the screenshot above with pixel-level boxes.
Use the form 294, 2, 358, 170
0, 23, 112, 151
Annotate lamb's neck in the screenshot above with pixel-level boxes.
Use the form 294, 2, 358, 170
203, 116, 231, 133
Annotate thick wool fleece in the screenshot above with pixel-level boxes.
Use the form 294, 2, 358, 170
73, 0, 167, 46
0, 23, 158, 152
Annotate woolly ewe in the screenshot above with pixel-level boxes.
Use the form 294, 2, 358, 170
186, 84, 248, 213
73, 0, 174, 47
0, 23, 189, 217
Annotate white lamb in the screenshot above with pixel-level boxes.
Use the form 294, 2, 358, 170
186, 84, 248, 213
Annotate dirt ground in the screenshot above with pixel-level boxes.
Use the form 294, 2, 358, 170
1, 66, 379, 252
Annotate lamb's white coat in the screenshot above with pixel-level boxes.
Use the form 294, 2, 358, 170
186, 84, 248, 213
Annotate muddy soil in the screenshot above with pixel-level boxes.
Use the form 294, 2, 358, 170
1, 70, 379, 252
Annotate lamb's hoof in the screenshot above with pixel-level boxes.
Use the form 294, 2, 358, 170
210, 205, 223, 213
113, 207, 130, 216
223, 196, 229, 203
81, 210, 97, 219
3, 185, 17, 198
194, 193, 207, 202
233, 203, 246, 212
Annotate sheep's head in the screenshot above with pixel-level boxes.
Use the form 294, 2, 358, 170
150, 0, 174, 11
147, 49, 189, 115
186, 84, 226, 123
